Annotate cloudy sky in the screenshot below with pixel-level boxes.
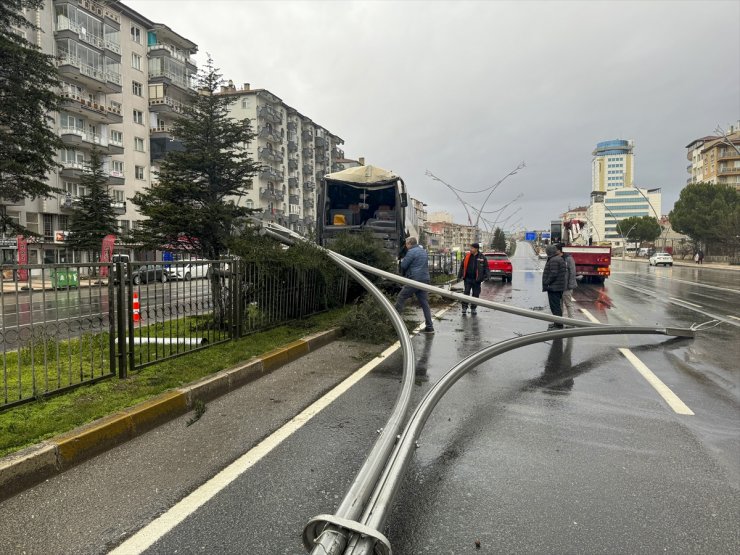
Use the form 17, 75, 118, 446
126, 0, 739, 232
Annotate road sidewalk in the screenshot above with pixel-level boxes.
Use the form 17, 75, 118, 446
0, 326, 354, 501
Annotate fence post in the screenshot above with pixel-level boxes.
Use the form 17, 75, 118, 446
115, 262, 127, 379
234, 259, 242, 339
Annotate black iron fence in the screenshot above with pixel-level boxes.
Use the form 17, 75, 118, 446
0, 259, 347, 410
427, 252, 460, 277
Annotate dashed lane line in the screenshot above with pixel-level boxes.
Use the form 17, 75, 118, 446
109, 306, 451, 555
669, 297, 702, 308
580, 308, 694, 416
619, 348, 695, 415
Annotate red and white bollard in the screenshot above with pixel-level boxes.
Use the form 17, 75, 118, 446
132, 291, 140, 324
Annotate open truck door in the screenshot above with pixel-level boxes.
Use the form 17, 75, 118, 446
317, 165, 408, 257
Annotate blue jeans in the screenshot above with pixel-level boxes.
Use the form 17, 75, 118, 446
395, 283, 434, 328
462, 279, 481, 310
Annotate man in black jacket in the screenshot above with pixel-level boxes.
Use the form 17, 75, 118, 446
542, 244, 566, 329
457, 242, 489, 314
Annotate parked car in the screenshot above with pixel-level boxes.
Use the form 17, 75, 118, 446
484, 252, 513, 282
538, 249, 548, 260
172, 261, 210, 281
649, 252, 674, 267
130, 265, 174, 284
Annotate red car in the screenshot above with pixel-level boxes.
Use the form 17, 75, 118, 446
484, 252, 513, 283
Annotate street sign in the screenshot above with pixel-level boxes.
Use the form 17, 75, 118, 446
525, 232, 536, 241
541, 232, 551, 239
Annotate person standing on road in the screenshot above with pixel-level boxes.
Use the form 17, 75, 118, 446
698, 249, 704, 265
557, 243, 577, 319
457, 242, 489, 315
394, 237, 435, 333
542, 244, 567, 329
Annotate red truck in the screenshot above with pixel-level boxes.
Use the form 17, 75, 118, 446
558, 220, 611, 284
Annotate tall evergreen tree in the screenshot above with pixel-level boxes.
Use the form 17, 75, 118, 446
492, 227, 506, 251
130, 57, 260, 261
67, 148, 118, 259
0, 0, 63, 234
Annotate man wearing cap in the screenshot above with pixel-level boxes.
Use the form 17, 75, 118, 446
457, 242, 490, 314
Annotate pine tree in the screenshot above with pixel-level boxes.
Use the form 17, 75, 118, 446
67, 148, 118, 259
130, 57, 260, 261
492, 227, 507, 251
0, 0, 63, 234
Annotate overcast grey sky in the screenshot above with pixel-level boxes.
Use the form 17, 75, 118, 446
126, 0, 739, 232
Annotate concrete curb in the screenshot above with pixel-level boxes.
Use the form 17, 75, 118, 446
0, 327, 343, 502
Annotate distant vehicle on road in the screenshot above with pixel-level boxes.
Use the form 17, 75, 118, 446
172, 261, 210, 281
538, 250, 548, 260
649, 252, 674, 267
484, 252, 513, 282
130, 265, 174, 285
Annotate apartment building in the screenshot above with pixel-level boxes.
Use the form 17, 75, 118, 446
686, 125, 740, 190
1, 0, 197, 266
217, 82, 345, 236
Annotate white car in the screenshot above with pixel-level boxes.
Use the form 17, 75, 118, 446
173, 261, 210, 281
649, 252, 673, 267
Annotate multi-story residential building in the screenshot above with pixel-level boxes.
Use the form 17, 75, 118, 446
592, 139, 634, 192
685, 125, 740, 190
409, 198, 427, 238
217, 82, 344, 236
586, 139, 660, 248
1, 1, 197, 266
427, 221, 477, 252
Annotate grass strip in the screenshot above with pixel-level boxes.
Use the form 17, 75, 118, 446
0, 308, 348, 458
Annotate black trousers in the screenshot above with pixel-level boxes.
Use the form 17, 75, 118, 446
462, 279, 481, 310
547, 290, 563, 318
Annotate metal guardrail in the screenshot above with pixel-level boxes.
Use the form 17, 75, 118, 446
0, 258, 346, 410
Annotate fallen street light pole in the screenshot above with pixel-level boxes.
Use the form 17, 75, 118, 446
252, 220, 698, 555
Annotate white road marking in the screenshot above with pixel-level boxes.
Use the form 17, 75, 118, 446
110, 307, 450, 554
618, 348, 694, 416
579, 308, 601, 324
728, 315, 740, 321
669, 297, 702, 308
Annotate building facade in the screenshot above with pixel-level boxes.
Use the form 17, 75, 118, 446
686, 125, 740, 190
217, 82, 344, 236
586, 139, 661, 248
592, 139, 634, 192
2, 0, 197, 266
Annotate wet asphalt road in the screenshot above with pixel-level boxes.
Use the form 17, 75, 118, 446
1, 243, 738, 554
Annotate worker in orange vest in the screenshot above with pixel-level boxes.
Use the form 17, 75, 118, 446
456, 242, 489, 314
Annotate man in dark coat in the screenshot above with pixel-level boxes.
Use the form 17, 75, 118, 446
395, 237, 435, 333
457, 242, 489, 315
542, 244, 567, 329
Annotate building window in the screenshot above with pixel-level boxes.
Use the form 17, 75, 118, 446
132, 53, 141, 70
43, 214, 54, 241
135, 165, 145, 179
110, 130, 123, 145
112, 189, 125, 202
133, 109, 143, 124
119, 220, 130, 232
112, 160, 124, 175
131, 26, 141, 44
132, 81, 142, 96
134, 137, 145, 152
241, 98, 249, 109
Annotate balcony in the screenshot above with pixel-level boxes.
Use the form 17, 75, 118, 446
288, 140, 298, 153
150, 137, 184, 163
148, 68, 193, 92
303, 198, 314, 209
315, 136, 327, 149
55, 18, 121, 60
717, 149, 740, 161
263, 209, 286, 223
718, 165, 740, 175
258, 127, 283, 144
302, 164, 314, 175
258, 147, 283, 164
260, 168, 284, 182
150, 124, 174, 139
147, 42, 197, 70
61, 94, 122, 127
79, 0, 121, 26
258, 105, 282, 124
287, 121, 297, 132
332, 147, 344, 159
59, 126, 121, 154
303, 181, 315, 191
302, 130, 313, 142
288, 177, 299, 189
149, 96, 186, 114
288, 158, 298, 171
302, 147, 314, 158
289, 213, 300, 223
57, 54, 121, 93
289, 194, 300, 205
